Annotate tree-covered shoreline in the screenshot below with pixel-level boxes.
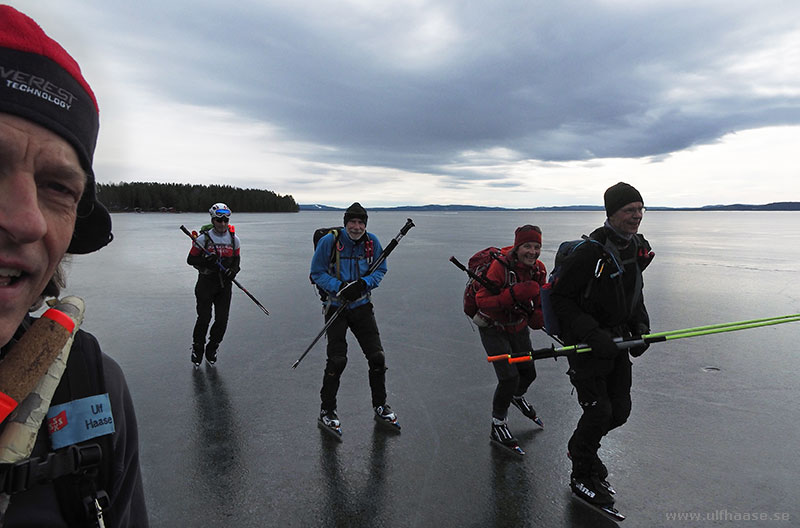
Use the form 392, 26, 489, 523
97, 182, 299, 213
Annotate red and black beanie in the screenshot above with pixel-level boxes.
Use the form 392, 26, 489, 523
0, 5, 112, 254
513, 224, 542, 248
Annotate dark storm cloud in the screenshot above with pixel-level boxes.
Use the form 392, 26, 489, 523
98, 1, 800, 173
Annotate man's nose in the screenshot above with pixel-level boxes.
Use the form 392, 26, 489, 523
0, 171, 48, 244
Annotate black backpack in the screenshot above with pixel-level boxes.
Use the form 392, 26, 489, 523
0, 326, 113, 527
310, 227, 342, 301
540, 236, 623, 338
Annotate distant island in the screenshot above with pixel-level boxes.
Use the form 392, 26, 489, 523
300, 202, 800, 212
98, 182, 299, 213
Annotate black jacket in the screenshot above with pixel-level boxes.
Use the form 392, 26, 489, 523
2, 325, 148, 527
550, 225, 653, 376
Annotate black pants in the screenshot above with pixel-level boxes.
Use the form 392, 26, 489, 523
479, 325, 537, 420
192, 274, 232, 346
320, 303, 387, 411
567, 354, 632, 477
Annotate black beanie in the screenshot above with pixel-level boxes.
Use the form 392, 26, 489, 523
0, 6, 112, 254
604, 182, 643, 217
343, 202, 368, 226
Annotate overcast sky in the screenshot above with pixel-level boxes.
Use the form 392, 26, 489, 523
14, 1, 800, 207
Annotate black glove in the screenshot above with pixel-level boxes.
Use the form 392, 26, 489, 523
585, 328, 619, 360
628, 323, 650, 357
628, 342, 649, 357
337, 279, 367, 302
223, 267, 238, 281
203, 252, 218, 266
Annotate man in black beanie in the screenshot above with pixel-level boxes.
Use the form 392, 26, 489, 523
310, 202, 400, 437
549, 182, 654, 516
0, 6, 147, 526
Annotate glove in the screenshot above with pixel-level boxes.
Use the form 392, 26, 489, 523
628, 323, 650, 357
528, 309, 544, 330
511, 281, 540, 302
223, 267, 238, 281
628, 342, 649, 357
203, 252, 218, 266
585, 328, 619, 360
337, 279, 367, 302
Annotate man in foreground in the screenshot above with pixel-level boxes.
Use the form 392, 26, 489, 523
0, 6, 148, 526
550, 182, 654, 516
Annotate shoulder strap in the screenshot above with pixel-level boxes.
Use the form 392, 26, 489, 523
586, 233, 624, 279
198, 225, 213, 250
591, 231, 644, 317
51, 331, 113, 527
329, 229, 341, 279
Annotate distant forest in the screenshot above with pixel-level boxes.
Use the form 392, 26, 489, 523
97, 182, 299, 213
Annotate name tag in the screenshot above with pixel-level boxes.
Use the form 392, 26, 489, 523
46, 394, 115, 450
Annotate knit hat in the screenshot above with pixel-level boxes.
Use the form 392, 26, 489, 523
343, 202, 368, 226
604, 182, 643, 217
0, 6, 112, 254
513, 225, 542, 248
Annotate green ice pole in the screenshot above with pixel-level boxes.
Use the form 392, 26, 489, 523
489, 314, 800, 363
645, 313, 800, 340
570, 315, 800, 355
641, 315, 800, 344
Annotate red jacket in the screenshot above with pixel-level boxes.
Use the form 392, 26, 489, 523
475, 251, 546, 332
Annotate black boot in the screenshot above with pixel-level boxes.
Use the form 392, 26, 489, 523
570, 474, 614, 506
511, 395, 544, 428
592, 457, 615, 494
191, 343, 203, 366
205, 341, 219, 365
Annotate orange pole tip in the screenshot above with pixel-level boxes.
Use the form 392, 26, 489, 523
508, 355, 532, 364
487, 355, 509, 362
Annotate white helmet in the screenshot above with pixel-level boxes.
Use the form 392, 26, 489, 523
209, 202, 231, 218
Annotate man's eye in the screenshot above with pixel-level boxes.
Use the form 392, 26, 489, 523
41, 180, 82, 202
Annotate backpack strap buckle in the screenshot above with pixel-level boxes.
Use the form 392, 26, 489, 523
0, 444, 103, 494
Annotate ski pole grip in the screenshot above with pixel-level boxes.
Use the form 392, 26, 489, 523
449, 256, 466, 271
508, 355, 532, 364
42, 307, 76, 334
487, 354, 509, 363
0, 299, 83, 421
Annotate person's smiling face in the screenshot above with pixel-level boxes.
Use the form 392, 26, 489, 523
345, 218, 366, 240
0, 113, 85, 346
608, 201, 644, 235
517, 241, 541, 267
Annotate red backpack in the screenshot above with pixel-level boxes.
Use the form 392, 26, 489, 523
462, 246, 512, 317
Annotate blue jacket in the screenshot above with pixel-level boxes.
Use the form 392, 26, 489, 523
310, 229, 387, 308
